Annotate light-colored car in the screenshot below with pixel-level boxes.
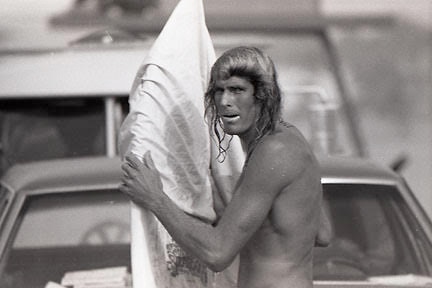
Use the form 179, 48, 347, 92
0, 155, 431, 288
1, 9, 388, 175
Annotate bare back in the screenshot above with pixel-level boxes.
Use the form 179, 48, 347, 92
236, 122, 322, 288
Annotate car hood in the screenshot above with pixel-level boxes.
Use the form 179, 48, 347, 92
314, 274, 432, 287
316, 285, 430, 288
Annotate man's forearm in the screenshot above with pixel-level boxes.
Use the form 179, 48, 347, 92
141, 192, 230, 271
121, 153, 234, 270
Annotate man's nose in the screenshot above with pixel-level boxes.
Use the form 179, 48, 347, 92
220, 91, 232, 107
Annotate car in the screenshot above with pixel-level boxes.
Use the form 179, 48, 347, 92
0, 157, 130, 288
0, 7, 390, 176
0, 155, 431, 288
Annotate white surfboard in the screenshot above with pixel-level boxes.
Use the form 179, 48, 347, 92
118, 0, 244, 287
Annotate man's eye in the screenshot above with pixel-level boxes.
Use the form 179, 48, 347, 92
214, 88, 223, 95
230, 87, 243, 93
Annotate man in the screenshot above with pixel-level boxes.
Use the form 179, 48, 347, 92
121, 46, 330, 288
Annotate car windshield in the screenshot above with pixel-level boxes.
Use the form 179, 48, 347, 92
0, 189, 131, 288
314, 183, 432, 283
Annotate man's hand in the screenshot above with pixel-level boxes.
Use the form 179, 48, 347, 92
119, 151, 164, 210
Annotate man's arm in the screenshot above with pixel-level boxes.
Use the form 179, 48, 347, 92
210, 177, 226, 220
120, 140, 302, 271
315, 203, 332, 247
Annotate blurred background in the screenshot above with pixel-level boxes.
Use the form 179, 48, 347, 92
324, 0, 432, 218
0, 0, 430, 216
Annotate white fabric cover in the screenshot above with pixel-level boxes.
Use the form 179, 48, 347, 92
118, 0, 244, 287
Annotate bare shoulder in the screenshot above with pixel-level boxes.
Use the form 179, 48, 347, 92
253, 125, 315, 166
247, 125, 317, 185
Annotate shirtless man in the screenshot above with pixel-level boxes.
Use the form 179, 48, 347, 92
120, 46, 330, 288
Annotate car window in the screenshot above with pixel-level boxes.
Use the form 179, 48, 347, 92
0, 98, 106, 175
0, 189, 130, 288
314, 183, 432, 281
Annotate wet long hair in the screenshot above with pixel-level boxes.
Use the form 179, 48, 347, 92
204, 46, 282, 161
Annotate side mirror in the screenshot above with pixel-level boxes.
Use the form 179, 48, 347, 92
390, 153, 409, 173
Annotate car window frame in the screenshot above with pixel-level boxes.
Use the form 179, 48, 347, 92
319, 181, 432, 279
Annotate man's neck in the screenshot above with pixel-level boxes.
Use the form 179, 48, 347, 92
238, 128, 259, 153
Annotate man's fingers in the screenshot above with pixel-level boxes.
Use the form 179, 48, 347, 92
143, 151, 156, 170
119, 183, 136, 203
118, 182, 129, 195
125, 152, 143, 170
124, 156, 139, 170
121, 162, 136, 179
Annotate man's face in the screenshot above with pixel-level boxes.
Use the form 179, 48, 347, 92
214, 76, 259, 139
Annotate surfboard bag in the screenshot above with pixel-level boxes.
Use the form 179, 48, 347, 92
118, 0, 244, 287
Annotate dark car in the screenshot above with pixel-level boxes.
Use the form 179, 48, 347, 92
0, 155, 431, 288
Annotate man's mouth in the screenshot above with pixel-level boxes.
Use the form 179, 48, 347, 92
222, 114, 240, 121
